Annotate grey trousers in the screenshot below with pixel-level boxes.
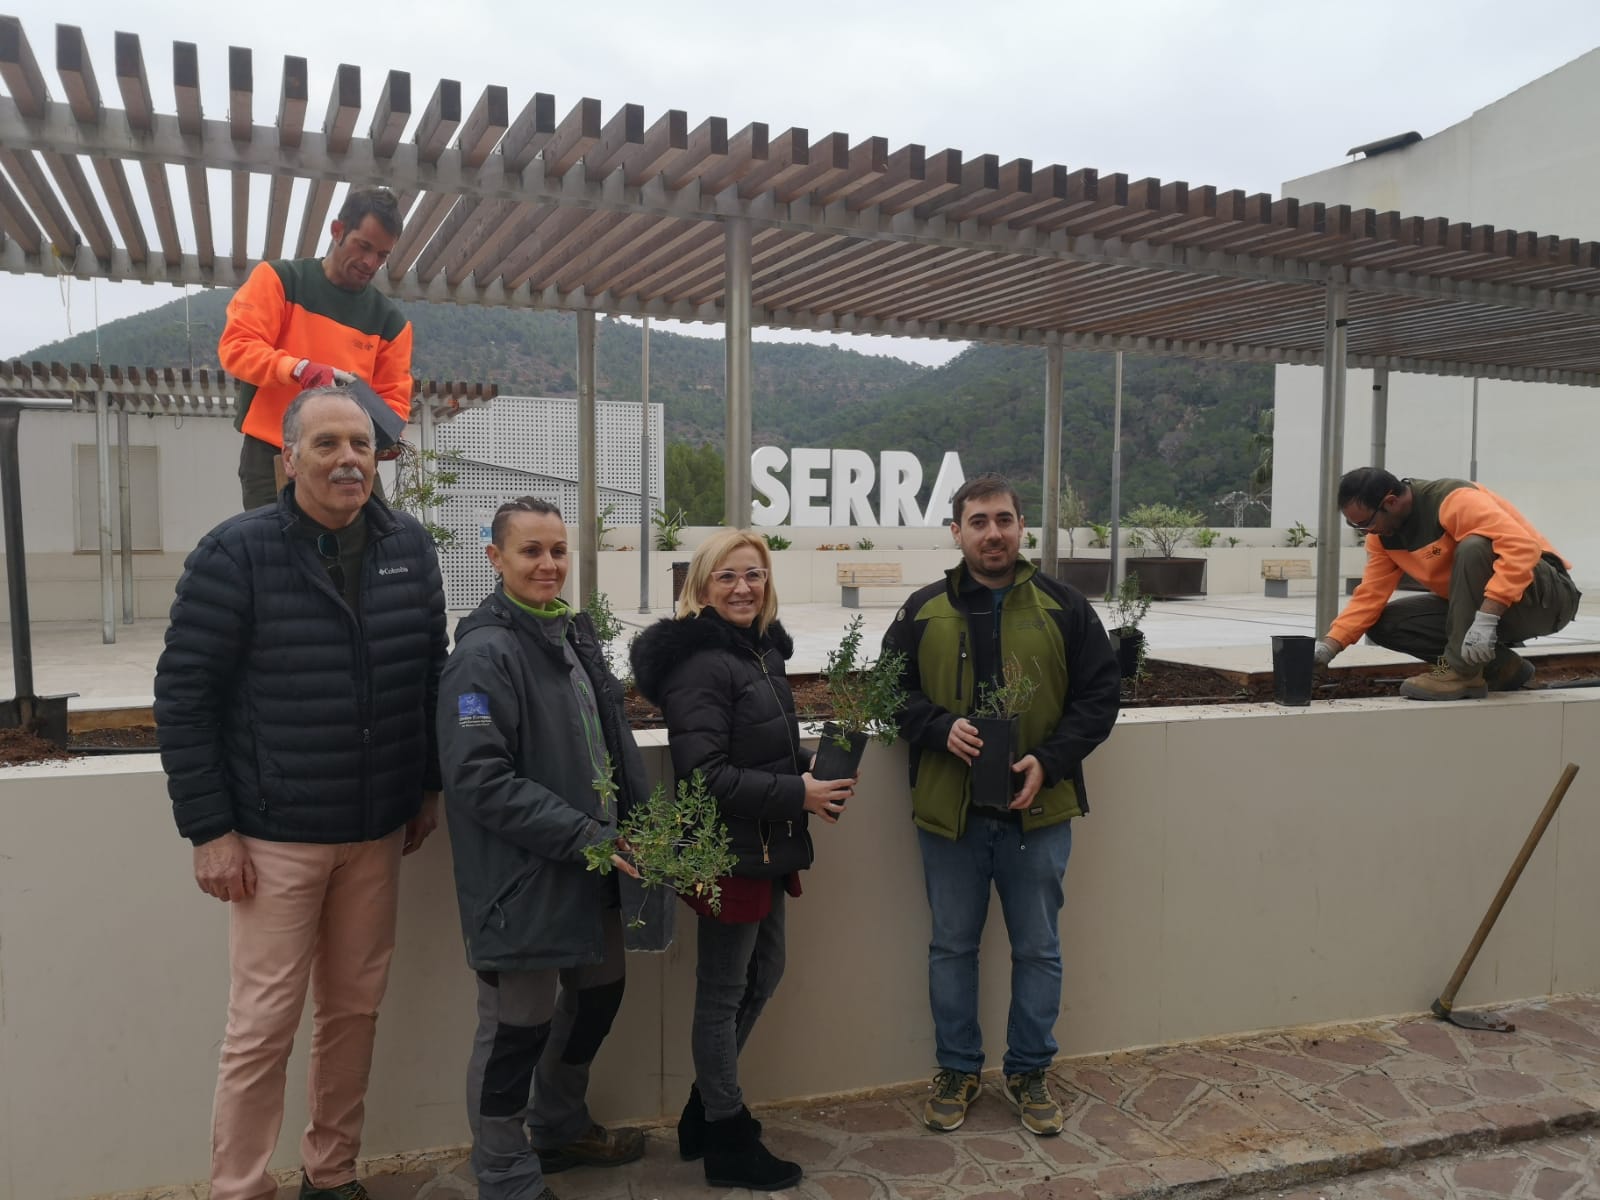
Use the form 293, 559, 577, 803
691, 881, 787, 1121
465, 912, 626, 1200
1366, 535, 1581, 672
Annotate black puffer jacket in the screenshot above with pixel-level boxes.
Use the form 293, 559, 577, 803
155, 488, 448, 846
630, 611, 811, 878
439, 590, 650, 971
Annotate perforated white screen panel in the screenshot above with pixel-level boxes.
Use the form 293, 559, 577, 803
435, 395, 664, 609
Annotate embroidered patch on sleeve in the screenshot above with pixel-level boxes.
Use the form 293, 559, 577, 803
457, 693, 491, 727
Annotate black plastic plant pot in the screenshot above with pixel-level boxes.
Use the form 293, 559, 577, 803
1112, 628, 1144, 679
813, 722, 869, 782
618, 872, 676, 953
1271, 634, 1316, 707
969, 715, 1018, 810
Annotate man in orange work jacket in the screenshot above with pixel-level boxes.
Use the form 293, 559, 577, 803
220, 186, 414, 510
1315, 467, 1581, 701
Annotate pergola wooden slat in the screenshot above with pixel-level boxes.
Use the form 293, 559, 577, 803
1, 16, 1598, 627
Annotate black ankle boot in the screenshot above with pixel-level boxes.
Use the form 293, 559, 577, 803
703, 1108, 800, 1190
678, 1085, 706, 1160
679, 1085, 761, 1161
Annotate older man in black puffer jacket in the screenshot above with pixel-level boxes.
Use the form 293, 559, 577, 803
155, 387, 448, 1200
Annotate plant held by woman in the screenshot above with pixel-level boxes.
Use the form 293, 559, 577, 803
585, 766, 736, 921
821, 615, 907, 749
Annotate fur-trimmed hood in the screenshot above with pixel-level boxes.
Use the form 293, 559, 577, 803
629, 612, 793, 704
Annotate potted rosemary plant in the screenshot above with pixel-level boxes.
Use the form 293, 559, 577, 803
968, 655, 1039, 810
813, 614, 907, 789
1105, 574, 1152, 680
584, 765, 736, 951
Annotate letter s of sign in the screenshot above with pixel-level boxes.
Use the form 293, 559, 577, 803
750, 446, 790, 526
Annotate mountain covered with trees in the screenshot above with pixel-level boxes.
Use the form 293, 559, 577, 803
22, 289, 1273, 526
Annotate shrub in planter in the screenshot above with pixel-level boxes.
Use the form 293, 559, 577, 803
814, 615, 907, 791
584, 766, 736, 950
1104, 574, 1152, 681
968, 655, 1039, 810
1125, 503, 1208, 597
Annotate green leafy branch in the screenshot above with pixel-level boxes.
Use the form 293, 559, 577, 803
972, 654, 1039, 721
582, 769, 736, 924
822, 614, 907, 749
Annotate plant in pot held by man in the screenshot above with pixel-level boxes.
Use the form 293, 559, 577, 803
585, 765, 736, 931
813, 614, 907, 784
967, 655, 1039, 810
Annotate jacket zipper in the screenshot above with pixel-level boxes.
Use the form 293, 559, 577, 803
748, 643, 796, 866
955, 631, 968, 703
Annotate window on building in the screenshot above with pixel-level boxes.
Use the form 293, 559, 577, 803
74, 444, 162, 551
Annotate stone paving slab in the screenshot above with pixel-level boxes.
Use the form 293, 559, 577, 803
202, 994, 1600, 1200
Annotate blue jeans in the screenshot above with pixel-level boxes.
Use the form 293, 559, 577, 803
917, 816, 1073, 1077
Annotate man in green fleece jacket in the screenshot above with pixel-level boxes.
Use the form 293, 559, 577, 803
882, 474, 1120, 1140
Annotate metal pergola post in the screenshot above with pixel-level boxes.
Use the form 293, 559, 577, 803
1314, 281, 1350, 635
639, 317, 651, 613
0, 404, 34, 699
1040, 345, 1063, 573
577, 311, 598, 608
1370, 366, 1389, 471
417, 398, 437, 531
724, 217, 753, 528
1108, 351, 1124, 591
117, 406, 133, 623
1470, 378, 1480, 481
95, 389, 115, 645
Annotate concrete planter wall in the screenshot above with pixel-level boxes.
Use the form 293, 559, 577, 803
4, 692, 1599, 1199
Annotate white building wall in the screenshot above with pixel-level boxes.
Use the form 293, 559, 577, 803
1272, 47, 1600, 590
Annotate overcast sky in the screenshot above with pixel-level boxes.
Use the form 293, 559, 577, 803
3, 0, 1598, 366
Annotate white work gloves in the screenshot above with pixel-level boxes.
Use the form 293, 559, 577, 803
1459, 610, 1500, 666
1313, 638, 1341, 667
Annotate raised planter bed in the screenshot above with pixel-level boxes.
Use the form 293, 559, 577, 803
1126, 556, 1206, 598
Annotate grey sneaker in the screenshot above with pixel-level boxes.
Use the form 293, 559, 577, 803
298, 1176, 370, 1200
923, 1069, 981, 1132
1004, 1070, 1064, 1136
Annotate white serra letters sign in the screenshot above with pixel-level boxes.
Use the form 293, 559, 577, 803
750, 448, 965, 528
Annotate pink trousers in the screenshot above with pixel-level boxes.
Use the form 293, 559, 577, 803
208, 830, 403, 1200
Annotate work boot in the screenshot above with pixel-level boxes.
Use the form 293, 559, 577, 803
298, 1176, 370, 1200
678, 1083, 759, 1161
1004, 1069, 1064, 1136
537, 1122, 646, 1174
702, 1108, 801, 1190
923, 1068, 981, 1132
1485, 649, 1536, 692
1399, 659, 1487, 701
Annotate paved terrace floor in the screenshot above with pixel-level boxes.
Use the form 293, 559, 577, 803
152, 994, 1600, 1200
13, 592, 1600, 712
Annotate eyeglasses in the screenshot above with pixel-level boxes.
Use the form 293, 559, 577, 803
316, 532, 347, 593
710, 567, 769, 587
1345, 499, 1392, 534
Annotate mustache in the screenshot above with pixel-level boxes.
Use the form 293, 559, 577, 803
329, 467, 366, 483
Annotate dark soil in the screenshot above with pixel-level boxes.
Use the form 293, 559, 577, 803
0, 726, 72, 767
11, 653, 1600, 763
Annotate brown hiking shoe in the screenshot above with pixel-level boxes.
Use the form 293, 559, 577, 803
923, 1069, 981, 1131
1485, 650, 1536, 692
1004, 1070, 1065, 1136
1399, 659, 1487, 701
538, 1123, 646, 1173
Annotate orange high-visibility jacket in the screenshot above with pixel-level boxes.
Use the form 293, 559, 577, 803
219, 258, 413, 448
1329, 478, 1567, 647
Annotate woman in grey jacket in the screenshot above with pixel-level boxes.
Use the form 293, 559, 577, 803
438, 497, 648, 1200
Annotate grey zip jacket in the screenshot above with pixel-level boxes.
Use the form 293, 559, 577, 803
439, 587, 650, 971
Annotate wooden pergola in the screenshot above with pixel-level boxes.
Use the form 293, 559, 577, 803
1, 16, 1598, 629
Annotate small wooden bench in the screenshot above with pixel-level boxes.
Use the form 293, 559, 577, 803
838, 562, 904, 608
1261, 558, 1312, 597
